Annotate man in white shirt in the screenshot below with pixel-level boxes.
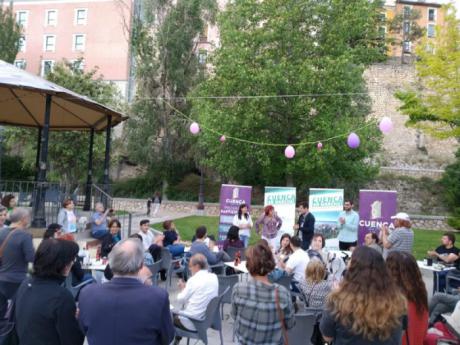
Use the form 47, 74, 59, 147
280, 236, 309, 292
173, 254, 219, 344
138, 219, 155, 251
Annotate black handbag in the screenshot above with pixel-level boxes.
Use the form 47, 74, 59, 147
0, 301, 18, 345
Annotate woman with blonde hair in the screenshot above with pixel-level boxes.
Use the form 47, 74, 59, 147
299, 260, 331, 308
386, 251, 428, 345
320, 246, 406, 345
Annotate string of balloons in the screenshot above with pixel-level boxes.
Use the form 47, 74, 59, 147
161, 99, 394, 159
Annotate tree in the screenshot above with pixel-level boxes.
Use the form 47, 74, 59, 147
0, 7, 21, 63
191, 0, 385, 193
126, 0, 217, 196
5, 60, 122, 183
395, 5, 460, 140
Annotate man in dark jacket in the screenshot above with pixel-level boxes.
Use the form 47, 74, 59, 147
293, 202, 315, 250
79, 238, 175, 345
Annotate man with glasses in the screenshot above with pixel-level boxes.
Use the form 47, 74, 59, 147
172, 254, 219, 345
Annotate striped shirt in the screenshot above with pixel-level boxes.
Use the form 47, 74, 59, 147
383, 227, 414, 259
231, 279, 295, 345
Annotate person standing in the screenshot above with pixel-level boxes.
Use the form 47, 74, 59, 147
381, 212, 414, 259
0, 208, 35, 318
232, 241, 295, 345
293, 202, 315, 250
337, 200, 359, 251
233, 204, 253, 248
78, 238, 175, 345
57, 199, 78, 234
255, 205, 282, 251
320, 246, 406, 345
152, 192, 162, 217
15, 239, 84, 345
386, 252, 428, 345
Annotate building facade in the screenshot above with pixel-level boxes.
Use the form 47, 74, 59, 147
6, 0, 134, 98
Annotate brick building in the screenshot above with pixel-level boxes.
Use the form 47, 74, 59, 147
6, 0, 134, 99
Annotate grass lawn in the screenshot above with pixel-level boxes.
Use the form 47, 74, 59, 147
153, 216, 445, 259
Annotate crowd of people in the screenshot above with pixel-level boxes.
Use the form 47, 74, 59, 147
0, 197, 457, 345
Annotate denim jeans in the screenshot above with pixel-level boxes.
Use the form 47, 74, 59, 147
240, 235, 250, 248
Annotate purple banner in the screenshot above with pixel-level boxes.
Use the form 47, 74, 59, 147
218, 184, 252, 243
358, 190, 397, 245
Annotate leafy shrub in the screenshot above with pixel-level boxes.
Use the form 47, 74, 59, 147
440, 148, 460, 229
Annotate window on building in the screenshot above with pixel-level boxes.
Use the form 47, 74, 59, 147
403, 21, 410, 35
46, 10, 57, 26
427, 24, 435, 38
198, 50, 207, 65
70, 59, 85, 72
73, 34, 86, 51
428, 8, 436, 22
16, 11, 28, 27
18, 36, 26, 52
14, 60, 26, 70
403, 6, 411, 19
44, 35, 56, 52
403, 41, 412, 53
75, 9, 87, 25
41, 60, 55, 76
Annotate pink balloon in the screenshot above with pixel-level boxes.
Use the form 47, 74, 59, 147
347, 133, 360, 149
219, 135, 226, 143
317, 142, 323, 150
189, 122, 200, 135
285, 145, 295, 159
379, 117, 393, 134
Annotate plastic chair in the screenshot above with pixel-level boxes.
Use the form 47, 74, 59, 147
147, 259, 163, 285
209, 262, 225, 276
63, 274, 93, 300
218, 275, 239, 319
174, 286, 230, 345
287, 312, 318, 345
446, 273, 460, 294
168, 254, 187, 287
277, 274, 293, 291
225, 247, 246, 261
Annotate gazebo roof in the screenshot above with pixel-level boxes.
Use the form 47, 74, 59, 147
0, 60, 128, 132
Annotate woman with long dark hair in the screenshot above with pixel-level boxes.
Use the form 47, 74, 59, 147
223, 225, 244, 251
386, 251, 428, 345
320, 246, 406, 344
233, 204, 253, 248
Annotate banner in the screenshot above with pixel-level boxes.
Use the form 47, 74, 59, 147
358, 190, 397, 245
218, 184, 252, 242
309, 188, 344, 239
264, 186, 297, 236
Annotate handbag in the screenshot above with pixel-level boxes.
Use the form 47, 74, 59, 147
275, 287, 289, 345
305, 283, 326, 345
0, 301, 18, 345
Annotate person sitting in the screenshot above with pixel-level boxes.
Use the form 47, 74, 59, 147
320, 246, 406, 345
173, 254, 219, 344
231, 241, 295, 344
78, 238, 175, 345
137, 219, 164, 262
223, 225, 244, 252
15, 239, 84, 345
90, 202, 111, 239
299, 259, 331, 309
269, 234, 293, 283
381, 212, 414, 259
278, 236, 309, 292
0, 208, 35, 318
386, 251, 428, 345
162, 221, 185, 257
43, 224, 93, 286
101, 219, 122, 257
308, 233, 328, 263
364, 232, 383, 255
190, 226, 230, 266
428, 289, 460, 325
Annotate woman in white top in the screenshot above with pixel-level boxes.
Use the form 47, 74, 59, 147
232, 204, 253, 248
57, 199, 78, 233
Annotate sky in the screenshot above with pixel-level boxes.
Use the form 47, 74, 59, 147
456, 1, 460, 18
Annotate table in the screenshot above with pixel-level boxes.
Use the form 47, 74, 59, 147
224, 260, 248, 274
184, 246, 219, 253
417, 260, 455, 292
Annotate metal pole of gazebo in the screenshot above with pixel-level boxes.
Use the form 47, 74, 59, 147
83, 128, 95, 211
101, 115, 111, 208
31, 95, 52, 228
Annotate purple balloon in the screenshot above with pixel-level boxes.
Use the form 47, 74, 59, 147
189, 122, 200, 135
284, 145, 295, 159
317, 142, 323, 150
219, 135, 226, 143
379, 117, 393, 134
347, 133, 360, 149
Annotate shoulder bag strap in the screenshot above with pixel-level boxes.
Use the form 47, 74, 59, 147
0, 228, 17, 258
305, 282, 318, 308
275, 287, 289, 345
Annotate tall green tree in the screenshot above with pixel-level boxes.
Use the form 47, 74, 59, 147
395, 5, 459, 140
126, 0, 217, 195
5, 60, 122, 183
0, 7, 21, 63
192, 0, 385, 193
